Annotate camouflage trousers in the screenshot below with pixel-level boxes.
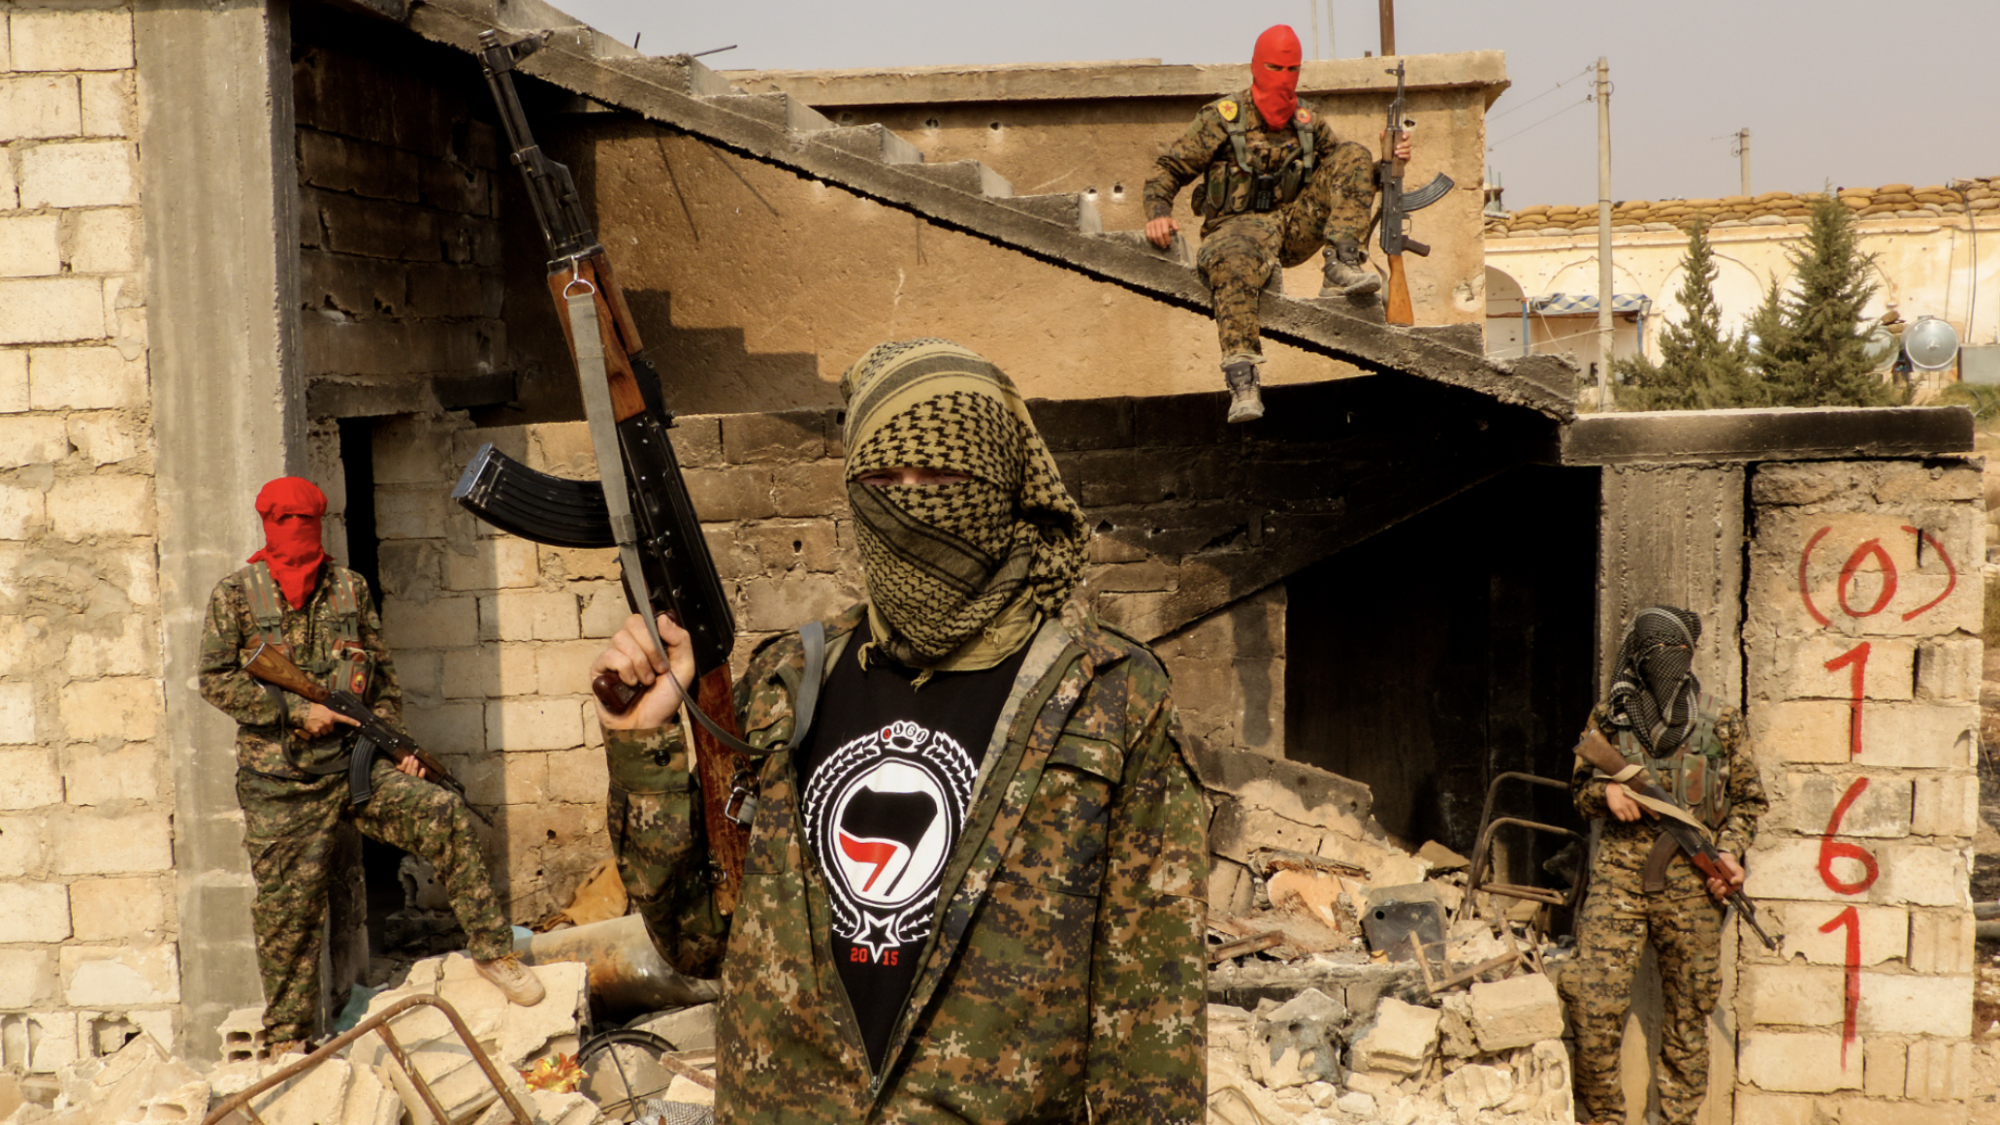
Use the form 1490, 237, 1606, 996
238, 760, 511, 1042
1559, 860, 1724, 1125
1196, 140, 1376, 366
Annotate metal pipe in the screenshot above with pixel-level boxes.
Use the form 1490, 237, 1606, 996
515, 914, 720, 1019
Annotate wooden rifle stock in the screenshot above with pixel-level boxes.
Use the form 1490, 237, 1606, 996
1384, 253, 1413, 327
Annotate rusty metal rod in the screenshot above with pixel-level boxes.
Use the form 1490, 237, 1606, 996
200, 994, 532, 1125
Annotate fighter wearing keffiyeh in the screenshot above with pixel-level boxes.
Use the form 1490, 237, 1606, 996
590, 340, 1207, 1122
840, 338, 1087, 670
1559, 605, 1766, 1125
1604, 605, 1702, 755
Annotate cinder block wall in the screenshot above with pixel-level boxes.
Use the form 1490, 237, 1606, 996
0, 0, 176, 1072
377, 401, 1293, 917
1735, 459, 1983, 1120
292, 35, 505, 399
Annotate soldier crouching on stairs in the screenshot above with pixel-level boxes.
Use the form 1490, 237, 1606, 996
1143, 23, 1408, 424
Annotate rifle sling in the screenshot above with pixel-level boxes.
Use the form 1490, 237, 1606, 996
680, 620, 827, 760
1592, 759, 1717, 841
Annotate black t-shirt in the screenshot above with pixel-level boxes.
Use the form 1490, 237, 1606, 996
795, 619, 1030, 1073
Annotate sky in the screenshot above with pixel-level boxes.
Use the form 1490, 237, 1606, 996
548, 0, 1996, 209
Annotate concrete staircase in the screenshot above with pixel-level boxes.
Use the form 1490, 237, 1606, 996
401, 0, 1578, 420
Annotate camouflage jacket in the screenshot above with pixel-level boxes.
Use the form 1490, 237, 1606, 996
1572, 700, 1767, 895
197, 563, 401, 779
605, 603, 1208, 1123
1144, 89, 1344, 232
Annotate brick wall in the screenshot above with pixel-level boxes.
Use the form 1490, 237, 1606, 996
1735, 459, 1983, 1121
292, 35, 505, 402
0, 0, 174, 1071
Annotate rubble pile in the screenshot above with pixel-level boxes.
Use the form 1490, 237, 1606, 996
1196, 743, 1576, 1124
1485, 175, 2000, 236
0, 946, 719, 1125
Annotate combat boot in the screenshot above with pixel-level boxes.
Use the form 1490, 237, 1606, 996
1320, 237, 1382, 299
476, 953, 547, 1006
1223, 361, 1263, 424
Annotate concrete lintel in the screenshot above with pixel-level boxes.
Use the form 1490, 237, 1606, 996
1560, 406, 1975, 466
404, 2, 1572, 419
723, 51, 1510, 107
306, 372, 516, 417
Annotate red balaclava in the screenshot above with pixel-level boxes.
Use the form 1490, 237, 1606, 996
1250, 25, 1303, 128
248, 477, 329, 609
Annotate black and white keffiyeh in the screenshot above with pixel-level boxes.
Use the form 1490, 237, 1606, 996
1607, 605, 1702, 756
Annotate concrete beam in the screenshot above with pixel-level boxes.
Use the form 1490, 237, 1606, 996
1561, 406, 1975, 466
723, 51, 1511, 107
400, 1, 1575, 420
137, 0, 302, 1062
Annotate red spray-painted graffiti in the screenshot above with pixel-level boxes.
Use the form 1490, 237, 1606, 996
1793, 524, 1954, 1064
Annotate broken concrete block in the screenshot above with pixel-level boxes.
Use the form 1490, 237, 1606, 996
1264, 868, 1348, 934
1205, 1004, 1253, 1060
56, 1035, 201, 1125
1348, 997, 1438, 1076
1468, 973, 1563, 1052
1436, 992, 1475, 1058
242, 1057, 357, 1125
133, 1078, 212, 1124
218, 1006, 265, 1064
1335, 1089, 1376, 1116
631, 1003, 717, 1052
341, 1057, 401, 1125
1441, 1062, 1511, 1111
1414, 841, 1468, 872
1249, 988, 1344, 1088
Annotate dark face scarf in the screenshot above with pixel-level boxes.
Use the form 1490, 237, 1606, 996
1250, 24, 1302, 128
247, 477, 329, 610
840, 340, 1087, 669
1607, 605, 1702, 755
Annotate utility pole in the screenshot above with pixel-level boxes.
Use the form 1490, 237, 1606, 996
1379, 0, 1396, 57
1311, 1, 1319, 60
1596, 56, 1612, 410
1737, 128, 1751, 196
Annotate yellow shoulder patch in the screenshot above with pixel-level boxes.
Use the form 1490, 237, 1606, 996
1295, 108, 1313, 125
1217, 99, 1238, 122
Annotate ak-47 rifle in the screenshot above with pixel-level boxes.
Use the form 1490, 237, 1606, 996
242, 641, 490, 825
1575, 724, 1780, 950
1376, 61, 1454, 327
451, 31, 758, 916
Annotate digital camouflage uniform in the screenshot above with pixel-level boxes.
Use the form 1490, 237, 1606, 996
198, 562, 511, 1043
1143, 91, 1378, 365
1561, 697, 1767, 1125
606, 602, 1208, 1124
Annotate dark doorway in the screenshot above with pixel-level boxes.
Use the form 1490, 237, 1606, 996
1284, 463, 1598, 890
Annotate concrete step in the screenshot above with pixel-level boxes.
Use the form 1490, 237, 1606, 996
805, 123, 924, 165
705, 91, 833, 133
998, 193, 1102, 235
910, 159, 1013, 198
1298, 294, 1387, 326
1095, 228, 1193, 268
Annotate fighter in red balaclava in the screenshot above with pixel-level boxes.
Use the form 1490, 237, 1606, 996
1249, 24, 1302, 128
1142, 24, 1412, 424
247, 476, 329, 609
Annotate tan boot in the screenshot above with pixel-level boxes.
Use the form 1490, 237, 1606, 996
1320, 238, 1382, 299
1224, 361, 1264, 423
475, 953, 547, 1007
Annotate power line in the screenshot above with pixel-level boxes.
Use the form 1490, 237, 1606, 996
1488, 63, 1596, 123
1489, 96, 1589, 150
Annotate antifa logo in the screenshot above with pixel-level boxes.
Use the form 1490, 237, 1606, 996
836, 789, 939, 897
803, 720, 976, 960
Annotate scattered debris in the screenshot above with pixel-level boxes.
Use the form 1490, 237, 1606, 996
1197, 742, 1577, 1121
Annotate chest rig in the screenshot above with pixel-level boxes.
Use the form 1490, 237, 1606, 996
1205, 97, 1318, 216
243, 562, 373, 776
1609, 692, 1731, 890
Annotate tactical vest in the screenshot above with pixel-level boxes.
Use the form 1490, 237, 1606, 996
1204, 97, 1318, 216
1609, 692, 1730, 830
242, 560, 372, 696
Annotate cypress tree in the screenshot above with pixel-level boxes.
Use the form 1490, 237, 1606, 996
1753, 194, 1905, 407
1615, 220, 1760, 409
